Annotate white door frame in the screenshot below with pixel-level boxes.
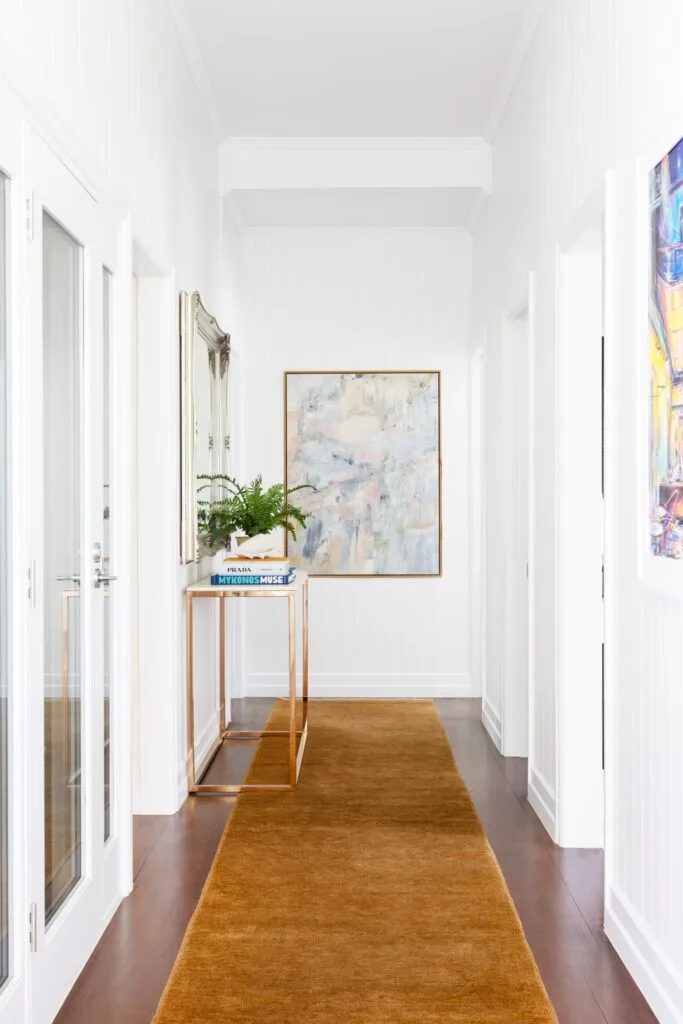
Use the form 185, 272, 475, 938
133, 260, 183, 815
525, 274, 539, 818
469, 344, 485, 698
111, 222, 134, 903
554, 181, 609, 849
0, 75, 30, 1024
500, 287, 534, 758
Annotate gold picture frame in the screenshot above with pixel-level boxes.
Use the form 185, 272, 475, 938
284, 370, 442, 578
179, 291, 231, 564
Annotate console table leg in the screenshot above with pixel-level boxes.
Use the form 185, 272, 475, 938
219, 594, 226, 734
303, 579, 309, 729
288, 592, 297, 787
186, 594, 196, 792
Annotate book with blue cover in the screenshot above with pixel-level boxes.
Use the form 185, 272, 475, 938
211, 570, 296, 586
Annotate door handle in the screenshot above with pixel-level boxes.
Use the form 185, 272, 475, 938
93, 567, 118, 589
56, 574, 81, 585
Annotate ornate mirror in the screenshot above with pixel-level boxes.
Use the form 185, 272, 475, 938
180, 291, 230, 563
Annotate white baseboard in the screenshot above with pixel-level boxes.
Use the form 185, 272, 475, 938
102, 892, 122, 933
45, 676, 80, 697
605, 884, 683, 1024
177, 712, 220, 803
244, 672, 474, 699
528, 766, 557, 840
482, 698, 502, 751
195, 712, 221, 772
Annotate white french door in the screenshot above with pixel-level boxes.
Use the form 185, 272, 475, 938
0, 83, 28, 1024
24, 130, 123, 1023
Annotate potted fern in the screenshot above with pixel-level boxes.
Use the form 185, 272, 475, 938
197, 474, 314, 560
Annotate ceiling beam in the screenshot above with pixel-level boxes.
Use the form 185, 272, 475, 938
220, 137, 491, 195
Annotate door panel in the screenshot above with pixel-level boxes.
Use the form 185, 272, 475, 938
0, 104, 130, 1024
0, 83, 27, 1024
25, 129, 123, 1024
102, 267, 113, 844
0, 169, 9, 997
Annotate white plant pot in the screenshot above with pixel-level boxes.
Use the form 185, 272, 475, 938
210, 548, 228, 573
236, 533, 279, 558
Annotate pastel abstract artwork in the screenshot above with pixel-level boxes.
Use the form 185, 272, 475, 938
285, 371, 441, 576
649, 138, 683, 559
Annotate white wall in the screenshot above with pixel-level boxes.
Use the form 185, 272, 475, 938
236, 227, 473, 699
474, 1, 683, 1020
0, 0, 223, 814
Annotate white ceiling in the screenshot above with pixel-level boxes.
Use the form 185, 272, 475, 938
185, 0, 540, 138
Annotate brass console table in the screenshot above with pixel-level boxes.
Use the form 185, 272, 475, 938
185, 572, 309, 795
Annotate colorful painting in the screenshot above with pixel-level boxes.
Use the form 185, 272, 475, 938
285, 371, 441, 576
650, 139, 683, 559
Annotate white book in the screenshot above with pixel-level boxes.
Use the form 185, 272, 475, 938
222, 558, 290, 574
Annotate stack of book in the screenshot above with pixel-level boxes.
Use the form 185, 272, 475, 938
211, 556, 295, 587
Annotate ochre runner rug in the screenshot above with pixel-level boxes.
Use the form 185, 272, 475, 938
154, 701, 557, 1023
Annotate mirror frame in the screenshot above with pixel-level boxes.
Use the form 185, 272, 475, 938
180, 291, 231, 564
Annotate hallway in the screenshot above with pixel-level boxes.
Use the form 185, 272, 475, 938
56, 701, 655, 1024
1, 1, 683, 1020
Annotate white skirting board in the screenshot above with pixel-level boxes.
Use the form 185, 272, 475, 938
482, 698, 502, 751
527, 767, 557, 841
177, 712, 221, 803
45, 676, 81, 697
243, 672, 474, 699
605, 884, 683, 1024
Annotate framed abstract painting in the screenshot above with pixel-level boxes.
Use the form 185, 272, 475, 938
640, 117, 683, 597
284, 371, 441, 577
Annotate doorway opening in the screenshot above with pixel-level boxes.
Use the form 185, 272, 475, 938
481, 276, 535, 761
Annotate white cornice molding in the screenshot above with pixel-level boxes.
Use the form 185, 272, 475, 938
485, 0, 549, 143
167, 0, 224, 142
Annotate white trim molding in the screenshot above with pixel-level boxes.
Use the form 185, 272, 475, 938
177, 711, 220, 803
482, 699, 502, 751
167, 0, 224, 142
528, 767, 557, 841
485, 0, 549, 142
605, 885, 683, 1024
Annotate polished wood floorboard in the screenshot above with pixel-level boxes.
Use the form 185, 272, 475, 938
55, 699, 659, 1024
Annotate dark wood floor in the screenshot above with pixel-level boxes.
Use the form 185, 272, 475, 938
55, 699, 659, 1024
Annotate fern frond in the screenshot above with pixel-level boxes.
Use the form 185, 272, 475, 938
196, 473, 317, 551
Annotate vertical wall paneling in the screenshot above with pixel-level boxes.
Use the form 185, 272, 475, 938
0, 0, 224, 809
237, 228, 474, 700
474, 0, 683, 1017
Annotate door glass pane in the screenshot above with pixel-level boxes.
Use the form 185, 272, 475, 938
0, 173, 9, 987
103, 268, 112, 842
43, 213, 82, 925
